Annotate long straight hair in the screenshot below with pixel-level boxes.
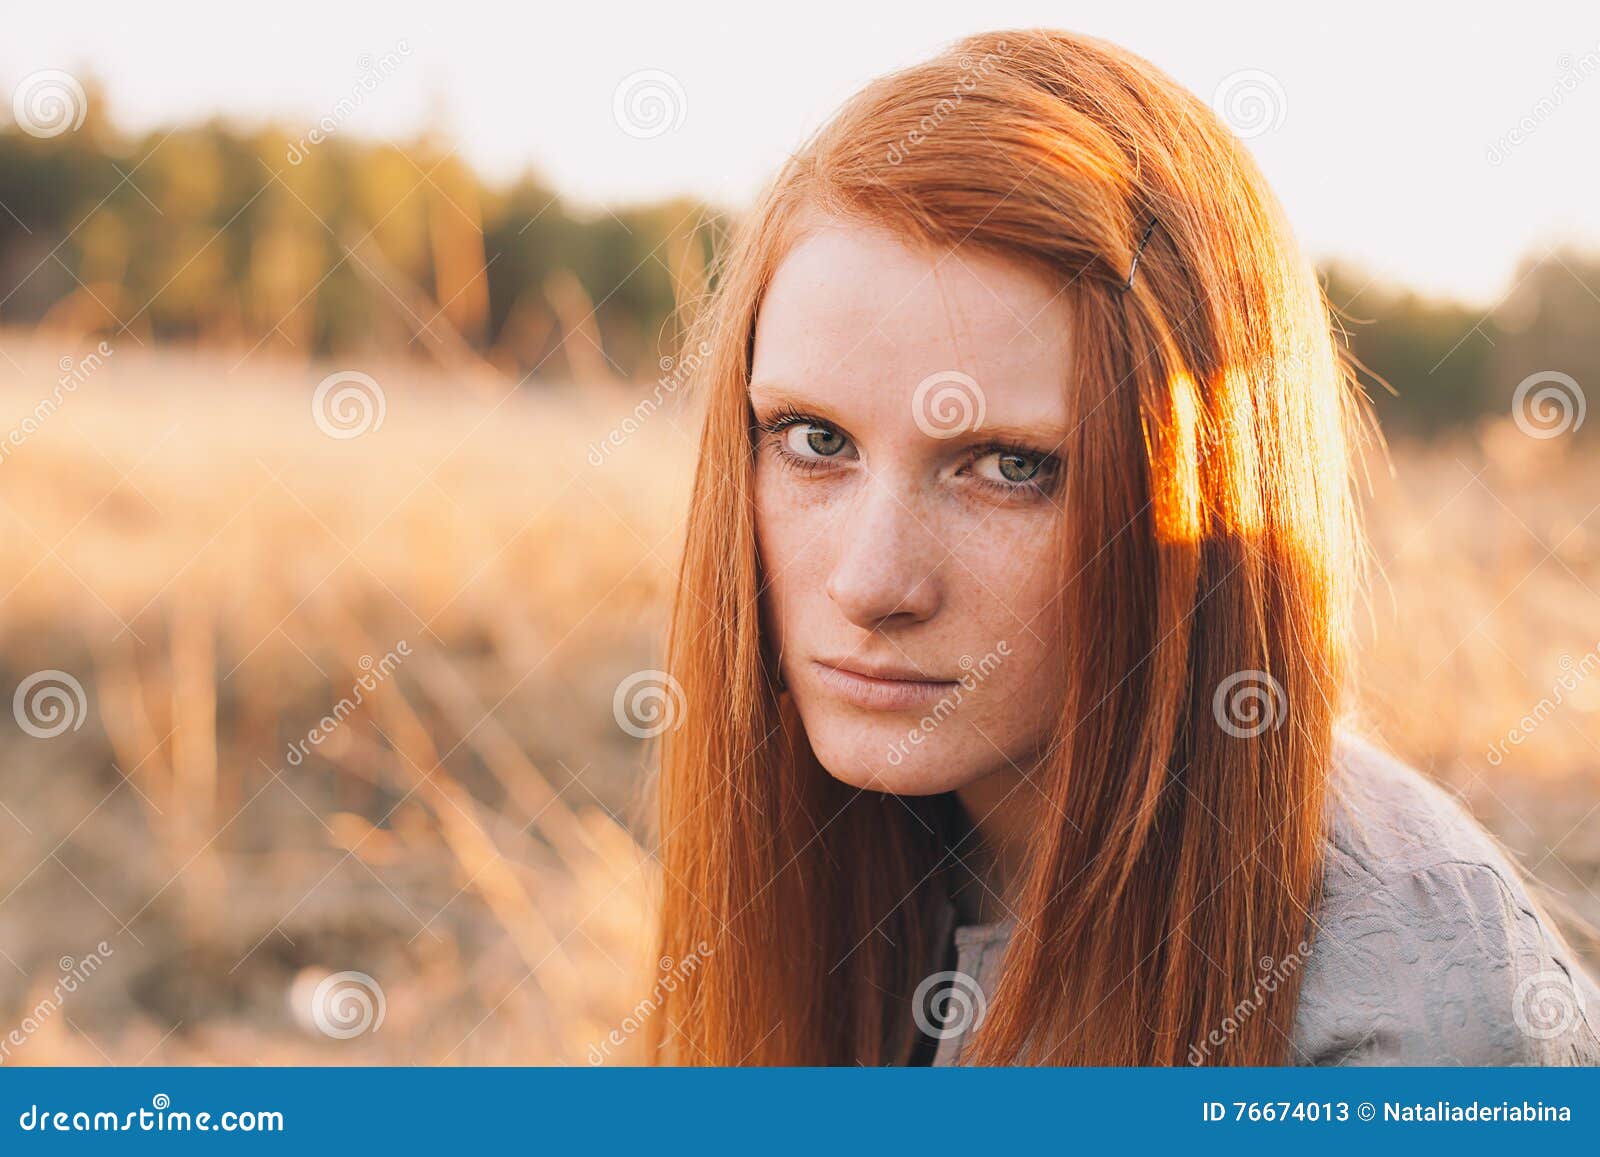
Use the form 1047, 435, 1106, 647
649, 28, 1364, 1065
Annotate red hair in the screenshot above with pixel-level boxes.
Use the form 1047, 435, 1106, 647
650, 27, 1364, 1065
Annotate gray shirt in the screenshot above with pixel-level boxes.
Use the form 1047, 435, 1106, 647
930, 731, 1600, 1065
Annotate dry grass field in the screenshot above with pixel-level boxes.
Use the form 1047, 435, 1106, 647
0, 330, 1596, 1064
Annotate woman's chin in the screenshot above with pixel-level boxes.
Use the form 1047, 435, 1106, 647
810, 734, 978, 797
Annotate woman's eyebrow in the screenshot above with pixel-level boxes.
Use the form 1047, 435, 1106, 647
747, 383, 832, 414
966, 420, 1072, 448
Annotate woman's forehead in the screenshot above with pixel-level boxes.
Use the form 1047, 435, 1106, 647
752, 218, 1072, 426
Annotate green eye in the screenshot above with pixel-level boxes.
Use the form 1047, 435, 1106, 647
973, 449, 1049, 486
997, 453, 1040, 483
784, 424, 850, 458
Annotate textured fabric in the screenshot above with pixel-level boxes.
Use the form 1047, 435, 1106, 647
929, 731, 1600, 1065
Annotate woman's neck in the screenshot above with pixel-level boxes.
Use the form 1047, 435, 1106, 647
950, 763, 1033, 926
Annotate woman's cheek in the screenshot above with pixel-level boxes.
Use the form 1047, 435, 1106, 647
756, 495, 815, 586
950, 507, 1060, 632
754, 476, 838, 651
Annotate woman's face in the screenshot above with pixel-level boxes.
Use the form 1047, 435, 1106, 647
751, 213, 1072, 796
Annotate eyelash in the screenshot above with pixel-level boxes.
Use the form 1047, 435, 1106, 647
753, 405, 1062, 499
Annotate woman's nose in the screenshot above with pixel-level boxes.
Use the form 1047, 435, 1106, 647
823, 473, 943, 630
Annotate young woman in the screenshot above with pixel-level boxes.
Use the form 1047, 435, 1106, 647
648, 28, 1600, 1065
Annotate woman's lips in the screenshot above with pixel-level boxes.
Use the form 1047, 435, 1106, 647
810, 660, 960, 711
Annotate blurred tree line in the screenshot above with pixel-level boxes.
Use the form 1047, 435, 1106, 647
1323, 258, 1598, 438
0, 94, 1595, 433
0, 90, 722, 386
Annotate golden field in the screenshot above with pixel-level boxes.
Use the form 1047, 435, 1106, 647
0, 331, 1596, 1064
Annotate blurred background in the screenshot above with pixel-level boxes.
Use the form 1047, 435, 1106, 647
0, 1, 1597, 1064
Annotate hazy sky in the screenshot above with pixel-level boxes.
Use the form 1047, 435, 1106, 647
5, 0, 1598, 305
